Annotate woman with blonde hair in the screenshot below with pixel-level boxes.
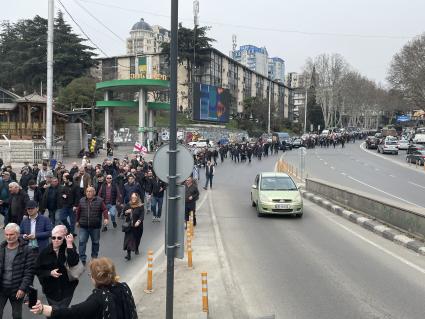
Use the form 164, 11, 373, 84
30, 257, 137, 318
122, 192, 144, 260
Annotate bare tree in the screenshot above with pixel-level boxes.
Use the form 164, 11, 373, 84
303, 53, 349, 127
388, 34, 425, 108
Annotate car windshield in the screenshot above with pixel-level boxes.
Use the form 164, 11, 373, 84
260, 177, 297, 191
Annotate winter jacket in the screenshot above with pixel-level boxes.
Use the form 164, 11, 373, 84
20, 214, 53, 251
0, 238, 35, 292
40, 185, 60, 212
35, 242, 79, 301
58, 182, 80, 208
123, 182, 143, 204
9, 190, 30, 225
98, 182, 119, 205
152, 179, 166, 198
76, 196, 108, 229
19, 172, 34, 192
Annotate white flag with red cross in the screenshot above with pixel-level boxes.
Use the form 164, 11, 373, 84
133, 142, 147, 154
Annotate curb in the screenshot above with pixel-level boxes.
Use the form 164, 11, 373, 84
300, 190, 425, 256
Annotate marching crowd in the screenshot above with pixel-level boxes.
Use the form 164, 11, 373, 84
0, 154, 173, 318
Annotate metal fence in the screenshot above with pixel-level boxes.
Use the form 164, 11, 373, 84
33, 143, 64, 164
0, 146, 11, 165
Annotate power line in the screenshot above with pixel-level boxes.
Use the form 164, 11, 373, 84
75, 0, 414, 40
73, 0, 126, 43
57, 0, 109, 56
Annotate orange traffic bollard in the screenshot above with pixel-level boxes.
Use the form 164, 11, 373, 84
201, 272, 209, 313
144, 250, 154, 293
189, 211, 195, 238
187, 235, 193, 268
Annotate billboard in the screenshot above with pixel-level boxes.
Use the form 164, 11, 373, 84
192, 83, 230, 123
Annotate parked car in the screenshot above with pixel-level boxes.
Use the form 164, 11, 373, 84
251, 172, 303, 217
377, 138, 398, 155
292, 138, 303, 148
407, 144, 425, 154
397, 138, 410, 150
365, 136, 379, 149
188, 139, 214, 148
406, 150, 425, 165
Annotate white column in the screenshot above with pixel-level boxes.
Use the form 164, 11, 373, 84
139, 88, 146, 145
148, 109, 154, 151
104, 91, 110, 149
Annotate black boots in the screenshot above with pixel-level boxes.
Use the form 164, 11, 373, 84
125, 250, 131, 260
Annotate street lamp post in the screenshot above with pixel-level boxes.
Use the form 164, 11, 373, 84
46, 0, 54, 158
304, 89, 308, 133
268, 84, 271, 134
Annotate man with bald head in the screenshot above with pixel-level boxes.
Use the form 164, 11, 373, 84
75, 186, 108, 265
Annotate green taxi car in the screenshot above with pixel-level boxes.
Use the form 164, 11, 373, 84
251, 172, 303, 217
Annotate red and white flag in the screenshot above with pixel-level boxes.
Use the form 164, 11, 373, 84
133, 142, 147, 154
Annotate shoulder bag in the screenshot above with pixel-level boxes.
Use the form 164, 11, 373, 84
65, 249, 85, 281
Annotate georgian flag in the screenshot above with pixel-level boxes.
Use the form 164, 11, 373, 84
133, 142, 147, 154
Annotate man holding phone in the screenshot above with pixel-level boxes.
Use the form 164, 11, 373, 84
0, 223, 35, 318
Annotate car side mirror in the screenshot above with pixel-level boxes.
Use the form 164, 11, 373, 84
252, 184, 257, 189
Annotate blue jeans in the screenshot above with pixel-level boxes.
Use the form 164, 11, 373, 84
204, 175, 213, 189
60, 207, 76, 234
151, 196, 164, 218
78, 227, 100, 262
106, 204, 117, 223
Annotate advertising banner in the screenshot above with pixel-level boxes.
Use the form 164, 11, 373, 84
192, 83, 230, 123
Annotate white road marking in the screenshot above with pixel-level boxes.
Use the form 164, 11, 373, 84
360, 142, 425, 175
347, 175, 424, 209
331, 166, 335, 170
341, 172, 347, 176
375, 168, 380, 171
315, 207, 425, 275
409, 181, 425, 190
324, 162, 328, 165
319, 158, 323, 161
390, 175, 396, 178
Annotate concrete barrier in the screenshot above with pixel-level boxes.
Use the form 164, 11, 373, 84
305, 178, 425, 240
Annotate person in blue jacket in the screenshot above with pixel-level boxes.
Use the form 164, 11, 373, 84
20, 200, 53, 255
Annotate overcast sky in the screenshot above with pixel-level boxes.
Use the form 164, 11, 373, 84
3, 0, 425, 85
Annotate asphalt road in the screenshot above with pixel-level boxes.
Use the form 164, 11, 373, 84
209, 152, 425, 318
282, 141, 425, 209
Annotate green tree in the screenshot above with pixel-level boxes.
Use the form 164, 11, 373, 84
160, 24, 215, 83
0, 12, 96, 95
56, 76, 97, 111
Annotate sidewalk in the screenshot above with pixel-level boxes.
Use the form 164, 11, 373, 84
134, 191, 239, 318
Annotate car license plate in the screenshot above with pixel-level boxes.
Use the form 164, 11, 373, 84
275, 204, 289, 209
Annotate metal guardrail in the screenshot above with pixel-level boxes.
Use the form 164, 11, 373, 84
33, 143, 64, 164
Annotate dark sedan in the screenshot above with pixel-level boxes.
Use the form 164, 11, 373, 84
365, 136, 379, 149
407, 144, 425, 154
406, 150, 425, 165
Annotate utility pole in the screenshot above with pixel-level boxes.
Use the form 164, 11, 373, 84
166, 0, 179, 318
46, 0, 54, 157
268, 83, 271, 134
304, 89, 308, 133
192, 0, 199, 116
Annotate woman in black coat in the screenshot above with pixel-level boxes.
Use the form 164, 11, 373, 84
123, 192, 144, 260
35, 225, 80, 308
31, 257, 138, 319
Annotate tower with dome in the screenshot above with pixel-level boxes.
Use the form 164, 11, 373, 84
126, 18, 170, 55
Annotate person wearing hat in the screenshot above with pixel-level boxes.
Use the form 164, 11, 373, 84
20, 200, 53, 254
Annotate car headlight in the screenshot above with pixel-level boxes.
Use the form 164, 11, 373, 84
259, 194, 271, 202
